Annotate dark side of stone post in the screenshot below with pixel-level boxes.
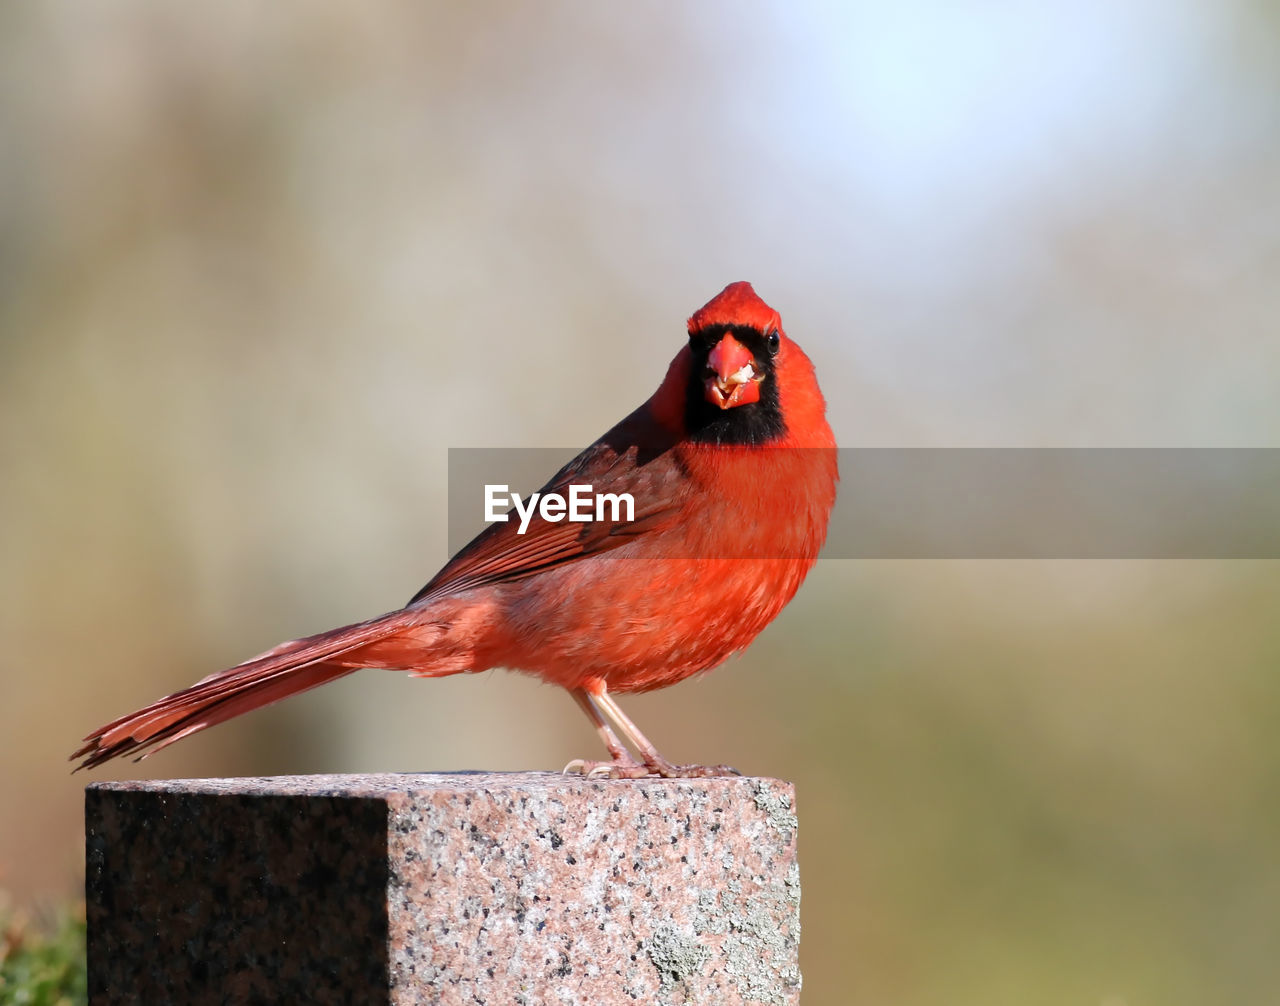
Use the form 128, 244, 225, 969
85, 772, 801, 1005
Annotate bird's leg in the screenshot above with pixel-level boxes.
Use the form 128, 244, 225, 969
591, 686, 742, 779
562, 688, 647, 779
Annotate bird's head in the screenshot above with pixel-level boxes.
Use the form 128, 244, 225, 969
681, 281, 788, 444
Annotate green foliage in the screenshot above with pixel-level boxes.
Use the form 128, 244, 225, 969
0, 901, 87, 1006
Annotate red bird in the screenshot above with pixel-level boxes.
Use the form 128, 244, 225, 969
73, 282, 838, 778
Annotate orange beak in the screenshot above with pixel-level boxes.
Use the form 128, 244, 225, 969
704, 334, 762, 410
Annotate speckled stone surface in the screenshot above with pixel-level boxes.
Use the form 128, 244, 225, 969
86, 772, 801, 1005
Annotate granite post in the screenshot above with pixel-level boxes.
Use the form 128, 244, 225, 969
85, 772, 802, 1004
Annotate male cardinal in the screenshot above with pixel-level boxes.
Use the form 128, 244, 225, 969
73, 282, 837, 778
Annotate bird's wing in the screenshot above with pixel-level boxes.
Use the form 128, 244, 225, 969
407, 438, 688, 606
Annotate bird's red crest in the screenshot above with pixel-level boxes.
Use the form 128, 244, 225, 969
687, 281, 782, 335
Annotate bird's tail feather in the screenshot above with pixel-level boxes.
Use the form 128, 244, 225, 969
71, 609, 421, 771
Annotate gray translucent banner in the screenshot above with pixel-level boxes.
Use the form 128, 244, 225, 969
447, 449, 1280, 559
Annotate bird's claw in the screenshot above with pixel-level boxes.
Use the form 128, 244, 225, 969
651, 763, 743, 778
562, 758, 743, 780
562, 757, 648, 779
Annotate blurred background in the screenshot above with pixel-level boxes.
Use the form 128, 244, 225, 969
2, 2, 1279, 1002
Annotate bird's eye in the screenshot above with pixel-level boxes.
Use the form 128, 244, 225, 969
766, 330, 781, 355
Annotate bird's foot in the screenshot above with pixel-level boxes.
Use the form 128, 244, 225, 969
647, 761, 743, 779
563, 755, 649, 780
562, 756, 742, 780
